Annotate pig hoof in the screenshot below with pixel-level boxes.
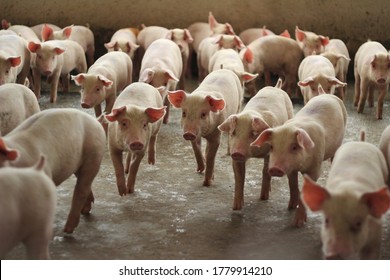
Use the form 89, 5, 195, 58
203, 180, 212, 187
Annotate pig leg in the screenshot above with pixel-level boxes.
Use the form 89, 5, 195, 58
287, 171, 299, 210
292, 198, 307, 228
368, 86, 375, 108
94, 104, 103, 119
353, 72, 361, 107
61, 73, 70, 94
190, 138, 205, 173
81, 191, 95, 214
125, 152, 131, 174
357, 78, 369, 114
126, 152, 145, 193
148, 134, 157, 164
203, 131, 221, 186
24, 234, 51, 260
260, 155, 271, 200
32, 68, 42, 99
377, 86, 388, 120
163, 98, 170, 124
49, 71, 61, 103
110, 146, 127, 196
232, 159, 245, 210
264, 71, 272, 86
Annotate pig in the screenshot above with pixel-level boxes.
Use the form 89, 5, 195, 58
0, 156, 56, 260
240, 35, 304, 97
239, 26, 275, 46
378, 125, 390, 187
353, 41, 390, 120
251, 94, 347, 227
298, 55, 347, 104
218, 82, 294, 210
168, 69, 244, 186
28, 39, 87, 102
295, 26, 329, 57
208, 48, 258, 85
41, 24, 95, 66
139, 38, 182, 124
0, 83, 40, 136
197, 34, 245, 80
301, 141, 390, 259
137, 25, 169, 51
0, 34, 31, 86
30, 23, 61, 41
104, 28, 140, 60
0, 108, 106, 233
71, 51, 133, 120
7, 24, 40, 43
321, 39, 351, 100
105, 82, 166, 195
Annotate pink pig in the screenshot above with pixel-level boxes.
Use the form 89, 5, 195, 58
0, 108, 106, 233
105, 82, 166, 196
0, 83, 40, 136
295, 26, 329, 56
7, 24, 40, 43
139, 38, 182, 124
298, 55, 346, 104
71, 51, 133, 119
168, 69, 243, 186
354, 41, 390, 119
41, 24, 95, 66
0, 156, 57, 259
239, 26, 275, 46
218, 82, 293, 210
28, 40, 87, 102
0, 34, 31, 85
251, 94, 347, 227
301, 141, 390, 259
104, 28, 140, 60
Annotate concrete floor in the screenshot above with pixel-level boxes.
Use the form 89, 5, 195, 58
4, 80, 390, 260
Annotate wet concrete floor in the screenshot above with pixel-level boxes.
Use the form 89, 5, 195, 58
4, 80, 390, 260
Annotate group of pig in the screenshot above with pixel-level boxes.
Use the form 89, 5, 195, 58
1, 11, 390, 260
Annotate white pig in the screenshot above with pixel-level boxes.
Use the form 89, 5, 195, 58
298, 55, 346, 104
168, 69, 243, 186
0, 156, 56, 260
0, 83, 40, 136
0, 34, 31, 85
218, 82, 294, 210
301, 142, 390, 259
354, 41, 390, 119
137, 25, 169, 51
104, 28, 140, 60
71, 51, 133, 119
295, 26, 329, 57
41, 24, 95, 66
28, 40, 87, 102
7, 24, 40, 43
239, 26, 275, 46
105, 82, 166, 196
321, 39, 351, 100
139, 38, 182, 124
0, 108, 106, 233
251, 94, 347, 227
378, 125, 390, 186
240, 35, 304, 97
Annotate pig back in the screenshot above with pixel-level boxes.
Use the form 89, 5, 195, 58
113, 82, 164, 109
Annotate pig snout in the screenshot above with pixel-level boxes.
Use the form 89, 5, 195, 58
231, 152, 246, 162
377, 78, 386, 84
129, 141, 144, 151
81, 102, 92, 109
183, 132, 197, 141
43, 70, 52, 76
268, 167, 285, 177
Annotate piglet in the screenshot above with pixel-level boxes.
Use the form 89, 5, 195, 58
298, 55, 346, 104
0, 83, 40, 136
28, 40, 87, 102
354, 41, 390, 119
105, 82, 166, 195
239, 26, 275, 46
295, 26, 329, 56
0, 156, 56, 259
71, 51, 133, 119
301, 141, 390, 259
168, 69, 243, 186
251, 94, 347, 227
104, 28, 140, 60
0, 108, 106, 233
218, 81, 293, 210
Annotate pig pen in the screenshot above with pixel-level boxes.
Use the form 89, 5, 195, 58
4, 80, 390, 260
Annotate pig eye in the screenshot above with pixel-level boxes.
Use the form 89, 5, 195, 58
143, 122, 148, 129
231, 129, 236, 136
5, 70, 9, 74
182, 111, 186, 118
201, 112, 207, 119
324, 217, 330, 227
372, 63, 376, 69
291, 143, 300, 152
350, 220, 363, 233
37, 54, 42, 59
269, 145, 273, 151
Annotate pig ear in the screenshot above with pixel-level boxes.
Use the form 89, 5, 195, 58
97, 75, 113, 88
243, 48, 254, 64
104, 41, 117, 50
128, 41, 140, 51
145, 106, 166, 123
250, 128, 273, 147
279, 29, 291, 38
34, 155, 46, 171
275, 78, 283, 89
327, 77, 347, 87
167, 90, 186, 108
298, 77, 314, 87
8, 56, 21, 67
252, 117, 270, 133
218, 115, 237, 133
0, 138, 19, 161
234, 36, 245, 49
319, 35, 330, 46
184, 29, 194, 43
240, 72, 258, 83
28, 41, 41, 53
165, 70, 179, 82
41, 24, 53, 41
139, 68, 155, 83
295, 26, 306, 42
225, 23, 235, 35
62, 25, 72, 38
360, 187, 390, 218
54, 47, 65, 55
206, 95, 225, 112
301, 174, 330, 212
71, 74, 85, 85
296, 129, 315, 149
105, 106, 127, 122
208, 11, 218, 30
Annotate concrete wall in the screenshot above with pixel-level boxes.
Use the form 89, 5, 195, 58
2, 0, 390, 58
